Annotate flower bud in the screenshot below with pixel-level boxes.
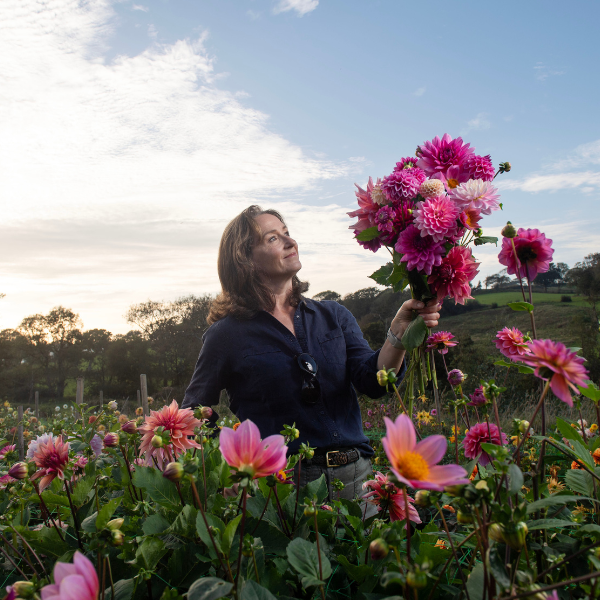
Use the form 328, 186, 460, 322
407, 569, 428, 589
475, 480, 489, 492
163, 462, 184, 483
88, 415, 97, 424
501, 222, 517, 238
320, 504, 333, 512
8, 462, 28, 480
121, 420, 138, 434
499, 162, 511, 173
292, 428, 300, 440
456, 510, 473, 524
369, 538, 389, 561
518, 420, 530, 435
107, 518, 124, 531
12, 581, 35, 597
447, 369, 465, 387
151, 435, 163, 448
488, 523, 505, 544
107, 401, 118, 411
111, 529, 125, 546
503, 522, 528, 550
303, 505, 316, 517
200, 406, 213, 419
376, 370, 388, 387
103, 432, 119, 448
444, 484, 466, 497
414, 490, 431, 508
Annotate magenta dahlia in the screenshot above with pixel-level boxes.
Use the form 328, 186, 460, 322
495, 327, 531, 359
355, 231, 382, 253
375, 205, 396, 233
394, 157, 420, 172
462, 422, 508, 466
450, 179, 501, 215
381, 168, 426, 204
348, 176, 381, 234
498, 228, 554, 280
395, 225, 445, 274
412, 196, 459, 242
520, 339, 589, 406
428, 246, 480, 305
426, 331, 457, 354
468, 386, 487, 407
459, 208, 482, 231
417, 134, 475, 180
464, 154, 495, 181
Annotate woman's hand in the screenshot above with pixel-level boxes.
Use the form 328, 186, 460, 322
390, 298, 441, 339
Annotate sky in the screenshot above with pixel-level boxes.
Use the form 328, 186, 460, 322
1, 0, 600, 334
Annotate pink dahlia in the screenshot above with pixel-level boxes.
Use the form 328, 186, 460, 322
412, 196, 459, 242
348, 176, 381, 234
459, 208, 482, 231
495, 327, 531, 359
417, 134, 475, 180
219, 419, 287, 479
462, 422, 508, 466
382, 414, 469, 491
40, 551, 99, 600
468, 387, 487, 407
426, 331, 457, 355
30, 435, 70, 492
464, 154, 495, 181
395, 225, 445, 275
354, 230, 382, 253
375, 205, 396, 233
0, 444, 16, 459
394, 156, 420, 171
498, 228, 554, 281
381, 168, 426, 204
138, 400, 201, 468
450, 179, 501, 215
520, 339, 589, 406
362, 471, 421, 524
428, 246, 480, 305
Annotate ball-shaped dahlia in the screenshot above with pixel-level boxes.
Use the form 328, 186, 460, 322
462, 422, 508, 466
412, 196, 459, 242
381, 168, 426, 204
416, 134, 475, 179
418, 179, 446, 199
464, 154, 495, 181
395, 225, 445, 275
371, 182, 387, 206
450, 179, 501, 215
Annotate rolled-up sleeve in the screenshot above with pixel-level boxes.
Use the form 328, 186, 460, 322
337, 304, 406, 399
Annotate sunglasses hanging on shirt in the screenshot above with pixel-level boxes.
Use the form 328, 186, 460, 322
296, 352, 321, 404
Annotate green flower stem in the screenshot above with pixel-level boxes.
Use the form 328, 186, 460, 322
119, 444, 141, 502
403, 488, 412, 565
513, 381, 550, 459
0, 545, 28, 580
0, 532, 38, 580
292, 460, 301, 532
251, 546, 260, 584
312, 511, 326, 600
200, 440, 208, 511
498, 571, 600, 600
416, 348, 426, 399
64, 479, 83, 550
235, 487, 248, 594
9, 525, 48, 579
272, 486, 291, 538
251, 487, 272, 536
454, 405, 459, 464
34, 483, 65, 542
106, 555, 115, 600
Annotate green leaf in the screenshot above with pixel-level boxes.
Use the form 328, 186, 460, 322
14, 525, 70, 559
369, 263, 393, 286
40, 491, 70, 508
70, 474, 95, 506
527, 494, 593, 514
517, 365, 535, 374
104, 578, 135, 600
96, 497, 121, 532
221, 513, 242, 558
356, 226, 380, 242
508, 464, 524, 495
556, 417, 585, 445
507, 301, 534, 313
401, 315, 428, 351
565, 469, 594, 496
580, 381, 600, 402
240, 580, 278, 600
143, 514, 171, 535
167, 505, 198, 538
466, 562, 485, 600
196, 512, 225, 557
336, 555, 373, 584
136, 537, 167, 570
132, 466, 180, 510
474, 236, 499, 246
187, 577, 233, 600
81, 512, 99, 534
286, 537, 331, 589
527, 519, 580, 531
571, 440, 595, 469
488, 546, 511, 590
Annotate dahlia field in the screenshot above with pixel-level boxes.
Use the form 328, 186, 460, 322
0, 136, 599, 600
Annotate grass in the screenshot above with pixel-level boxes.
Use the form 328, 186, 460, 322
472, 290, 587, 306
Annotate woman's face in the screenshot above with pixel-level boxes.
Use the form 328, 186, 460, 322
251, 213, 301, 282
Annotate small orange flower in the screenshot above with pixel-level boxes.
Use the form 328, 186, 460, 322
593, 449, 600, 466
434, 539, 447, 549
549, 464, 560, 479
571, 460, 583, 470
442, 504, 455, 513
469, 465, 478, 481
233, 422, 241, 431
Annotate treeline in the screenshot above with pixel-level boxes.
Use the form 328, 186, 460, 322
2, 253, 599, 405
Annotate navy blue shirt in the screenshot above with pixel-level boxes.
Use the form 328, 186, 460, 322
182, 299, 406, 457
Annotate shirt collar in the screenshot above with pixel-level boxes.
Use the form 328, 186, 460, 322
300, 298, 316, 312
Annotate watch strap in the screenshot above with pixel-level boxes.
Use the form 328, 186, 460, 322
387, 328, 405, 350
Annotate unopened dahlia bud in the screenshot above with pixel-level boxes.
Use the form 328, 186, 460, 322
200, 406, 213, 419
376, 370, 388, 387
518, 420, 530, 435
503, 522, 528, 550
8, 462, 28, 480
107, 518, 124, 530
414, 490, 431, 507
12, 581, 35, 597
501, 221, 517, 238
456, 510, 473, 524
419, 179, 445, 199
107, 401, 118, 411
447, 369, 465, 387
111, 530, 125, 546
369, 538, 389, 561
444, 484, 466, 497
407, 569, 428, 589
103, 433, 119, 448
499, 161, 511, 173
151, 435, 163, 448
121, 420, 138, 434
488, 523, 505, 544
88, 415, 97, 424
303, 505, 316, 517
163, 462, 184, 483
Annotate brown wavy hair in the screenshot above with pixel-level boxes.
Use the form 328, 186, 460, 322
207, 205, 309, 324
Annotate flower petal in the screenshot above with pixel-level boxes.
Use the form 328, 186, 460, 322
550, 374, 574, 407
415, 435, 447, 466
426, 464, 469, 486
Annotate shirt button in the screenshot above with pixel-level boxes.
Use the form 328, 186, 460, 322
333, 432, 338, 437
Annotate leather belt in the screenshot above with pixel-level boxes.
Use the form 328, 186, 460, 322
305, 448, 360, 468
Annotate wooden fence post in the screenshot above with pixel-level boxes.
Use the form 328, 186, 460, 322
100, 390, 103, 408
34, 391, 39, 421
17, 406, 24, 460
76, 377, 84, 406
140, 375, 149, 417
137, 390, 141, 408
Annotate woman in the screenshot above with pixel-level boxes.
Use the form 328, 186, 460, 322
182, 205, 440, 502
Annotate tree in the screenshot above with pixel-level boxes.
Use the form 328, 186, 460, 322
568, 253, 600, 320
485, 269, 510, 289
535, 262, 562, 292
312, 291, 342, 303
555, 262, 570, 290
81, 329, 112, 393
341, 288, 381, 321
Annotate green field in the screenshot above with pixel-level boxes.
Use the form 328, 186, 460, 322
472, 290, 587, 306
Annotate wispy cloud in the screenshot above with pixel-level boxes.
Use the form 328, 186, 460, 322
132, 4, 148, 12
464, 112, 491, 133
413, 87, 426, 97
534, 62, 565, 82
273, 0, 319, 16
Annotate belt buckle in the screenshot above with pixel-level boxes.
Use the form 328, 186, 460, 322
326, 450, 341, 468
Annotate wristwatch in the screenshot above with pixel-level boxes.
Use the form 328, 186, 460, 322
386, 328, 405, 350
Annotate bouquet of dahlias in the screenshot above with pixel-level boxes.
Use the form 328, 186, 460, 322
348, 134, 510, 412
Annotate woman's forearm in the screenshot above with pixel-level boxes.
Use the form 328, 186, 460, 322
377, 337, 406, 372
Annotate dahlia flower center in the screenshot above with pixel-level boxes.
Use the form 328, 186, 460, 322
440, 148, 453, 162
447, 178, 459, 189
517, 247, 537, 262
392, 451, 430, 480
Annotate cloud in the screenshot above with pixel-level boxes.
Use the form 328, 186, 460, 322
465, 112, 491, 132
132, 4, 148, 11
534, 62, 565, 82
413, 87, 426, 97
273, 0, 319, 16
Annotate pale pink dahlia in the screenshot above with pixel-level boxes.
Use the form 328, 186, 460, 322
462, 422, 508, 466
348, 176, 381, 234
375, 205, 396, 233
498, 228, 554, 281
428, 246, 480, 305
412, 196, 459, 242
362, 471, 421, 523
371, 182, 387, 206
395, 225, 445, 275
418, 179, 446, 199
464, 154, 495, 181
450, 179, 501, 215
417, 134, 475, 180
520, 339, 589, 406
40, 551, 99, 600
459, 208, 482, 231
30, 435, 70, 492
426, 331, 457, 354
138, 400, 201, 468
381, 168, 426, 204
495, 327, 531, 359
